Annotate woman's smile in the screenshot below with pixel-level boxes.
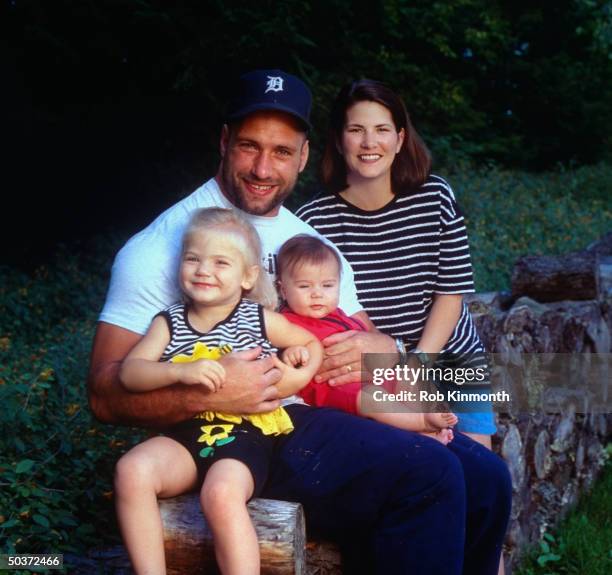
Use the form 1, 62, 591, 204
341, 100, 404, 185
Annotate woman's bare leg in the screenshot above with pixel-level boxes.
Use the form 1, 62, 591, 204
358, 390, 458, 443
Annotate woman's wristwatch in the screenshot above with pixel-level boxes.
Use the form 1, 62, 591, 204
413, 348, 433, 368
395, 339, 434, 368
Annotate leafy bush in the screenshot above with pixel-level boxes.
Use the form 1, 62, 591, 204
21, 0, 612, 170
0, 237, 145, 556
18, 0, 612, 260
451, 162, 612, 291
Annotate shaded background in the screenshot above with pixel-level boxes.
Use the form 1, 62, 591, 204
14, 0, 612, 264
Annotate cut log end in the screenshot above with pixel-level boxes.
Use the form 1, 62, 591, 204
160, 495, 306, 575
511, 253, 600, 302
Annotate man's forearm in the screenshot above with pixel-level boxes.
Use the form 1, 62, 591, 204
88, 362, 205, 428
88, 350, 283, 428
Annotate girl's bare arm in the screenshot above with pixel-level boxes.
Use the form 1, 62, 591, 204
263, 309, 323, 398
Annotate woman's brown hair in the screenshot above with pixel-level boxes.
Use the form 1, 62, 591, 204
321, 79, 431, 194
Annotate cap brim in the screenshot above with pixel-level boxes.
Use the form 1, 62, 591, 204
227, 102, 311, 131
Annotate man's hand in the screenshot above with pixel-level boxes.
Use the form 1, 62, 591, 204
214, 347, 282, 413
315, 330, 397, 386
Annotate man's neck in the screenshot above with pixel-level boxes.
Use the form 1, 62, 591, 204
214, 172, 231, 204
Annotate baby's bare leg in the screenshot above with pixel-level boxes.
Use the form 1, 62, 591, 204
424, 412, 458, 430
114, 436, 198, 575
357, 389, 425, 428
358, 390, 457, 444
420, 428, 455, 445
417, 413, 458, 444
200, 459, 258, 575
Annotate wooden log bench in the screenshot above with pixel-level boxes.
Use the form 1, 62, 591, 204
159, 495, 342, 574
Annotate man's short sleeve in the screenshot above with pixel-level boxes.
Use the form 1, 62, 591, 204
98, 234, 181, 334
334, 246, 362, 316
267, 207, 363, 317
436, 186, 476, 294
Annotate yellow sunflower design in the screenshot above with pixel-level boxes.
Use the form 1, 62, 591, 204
170, 341, 294, 457
170, 341, 233, 363
197, 423, 237, 458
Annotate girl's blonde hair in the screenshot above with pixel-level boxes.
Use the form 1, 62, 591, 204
183, 207, 278, 310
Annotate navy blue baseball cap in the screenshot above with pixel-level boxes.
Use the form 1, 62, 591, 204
226, 69, 312, 130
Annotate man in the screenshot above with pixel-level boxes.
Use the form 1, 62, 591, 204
88, 69, 510, 574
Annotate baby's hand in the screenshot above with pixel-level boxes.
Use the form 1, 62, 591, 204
282, 346, 310, 368
177, 359, 226, 392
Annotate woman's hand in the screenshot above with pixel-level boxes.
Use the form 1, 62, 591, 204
315, 330, 397, 386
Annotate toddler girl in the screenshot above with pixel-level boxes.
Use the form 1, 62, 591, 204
114, 208, 322, 575
277, 234, 457, 443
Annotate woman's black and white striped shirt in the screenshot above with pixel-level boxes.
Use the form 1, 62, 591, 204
295, 174, 484, 359
158, 299, 277, 362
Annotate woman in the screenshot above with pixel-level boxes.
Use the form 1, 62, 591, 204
297, 79, 508, 574
296, 79, 495, 447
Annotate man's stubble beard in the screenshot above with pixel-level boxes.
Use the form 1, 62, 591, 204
220, 157, 295, 217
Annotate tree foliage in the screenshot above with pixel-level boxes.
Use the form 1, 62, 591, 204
21, 0, 612, 163
15, 0, 612, 256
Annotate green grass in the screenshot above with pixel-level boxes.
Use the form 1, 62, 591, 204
449, 162, 612, 291
515, 458, 612, 575
0, 163, 610, 557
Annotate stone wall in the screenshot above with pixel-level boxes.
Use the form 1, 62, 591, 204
465, 278, 611, 570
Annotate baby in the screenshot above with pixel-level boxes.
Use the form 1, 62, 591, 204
278, 234, 457, 443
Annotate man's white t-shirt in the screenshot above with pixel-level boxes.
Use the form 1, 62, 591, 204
99, 178, 362, 334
